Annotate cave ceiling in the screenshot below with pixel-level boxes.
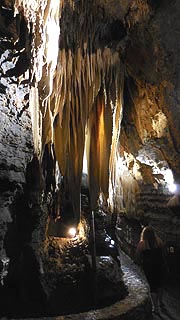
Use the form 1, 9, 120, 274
0, 0, 180, 222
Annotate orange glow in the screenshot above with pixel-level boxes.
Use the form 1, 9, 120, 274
67, 227, 77, 238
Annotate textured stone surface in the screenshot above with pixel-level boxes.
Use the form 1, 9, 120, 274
96, 0, 131, 19
0, 45, 33, 259
8, 250, 152, 320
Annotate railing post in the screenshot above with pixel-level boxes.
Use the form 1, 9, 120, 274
91, 210, 97, 305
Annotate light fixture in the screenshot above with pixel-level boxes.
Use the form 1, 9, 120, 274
67, 227, 77, 238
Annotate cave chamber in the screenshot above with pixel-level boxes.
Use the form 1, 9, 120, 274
0, 0, 180, 319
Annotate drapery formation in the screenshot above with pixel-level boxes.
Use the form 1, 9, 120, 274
52, 46, 124, 219
14, 0, 124, 223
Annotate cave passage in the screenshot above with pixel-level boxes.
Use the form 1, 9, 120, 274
1, 1, 180, 319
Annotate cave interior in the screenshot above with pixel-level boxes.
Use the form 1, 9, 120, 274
0, 0, 180, 318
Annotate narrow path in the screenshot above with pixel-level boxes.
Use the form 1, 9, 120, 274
119, 249, 180, 320
153, 283, 180, 320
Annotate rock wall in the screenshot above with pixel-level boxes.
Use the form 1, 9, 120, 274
112, 0, 180, 245
0, 51, 33, 257
0, 3, 36, 305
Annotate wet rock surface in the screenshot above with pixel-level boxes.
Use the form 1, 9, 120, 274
152, 281, 180, 320
1, 247, 180, 320
120, 251, 180, 320
38, 233, 127, 317
0, 249, 150, 320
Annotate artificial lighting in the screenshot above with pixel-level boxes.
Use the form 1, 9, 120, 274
67, 227, 77, 238
168, 183, 177, 193
162, 168, 177, 193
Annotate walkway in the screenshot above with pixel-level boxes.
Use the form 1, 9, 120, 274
120, 249, 180, 320
153, 282, 180, 320
2, 249, 151, 320
2, 249, 180, 319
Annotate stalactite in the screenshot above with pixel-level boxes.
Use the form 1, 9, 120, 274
14, 0, 61, 156
13, 0, 125, 224
109, 65, 124, 198
86, 87, 112, 209
52, 39, 124, 214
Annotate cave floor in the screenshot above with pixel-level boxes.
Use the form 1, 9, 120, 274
153, 282, 180, 320
120, 249, 180, 320
1, 248, 180, 319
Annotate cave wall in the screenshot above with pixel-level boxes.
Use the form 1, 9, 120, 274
0, 5, 33, 261
113, 0, 180, 245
